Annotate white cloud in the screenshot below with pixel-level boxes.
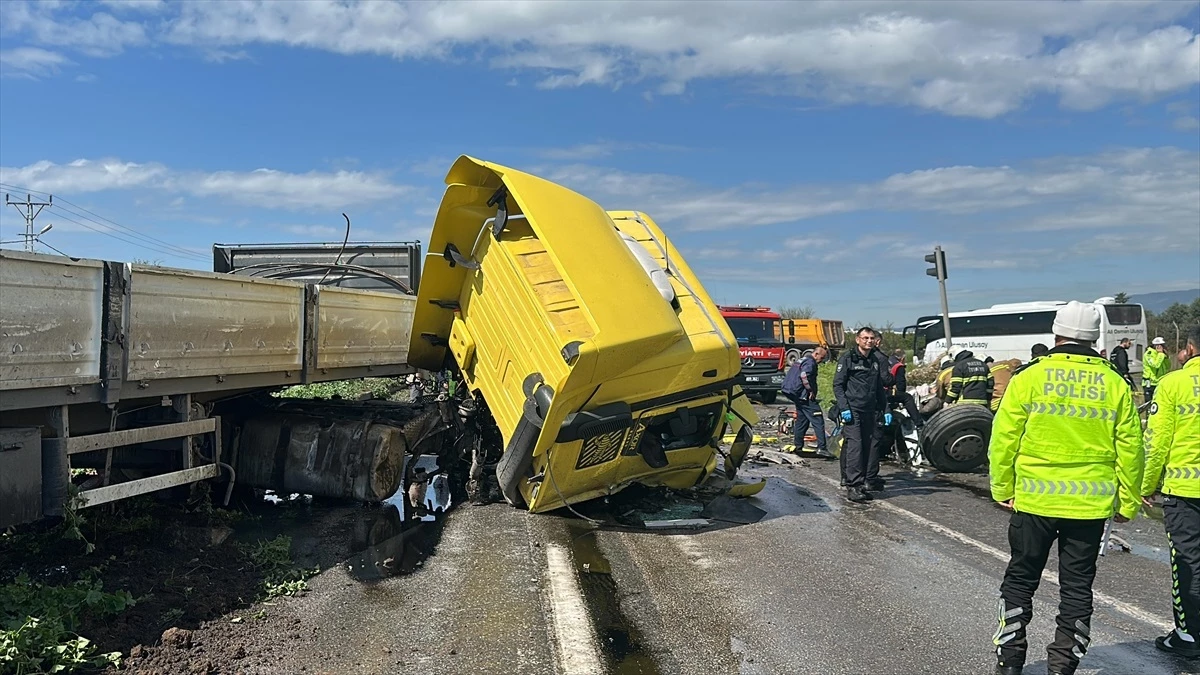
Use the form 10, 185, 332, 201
0, 158, 415, 210
0, 2, 147, 57
0, 47, 71, 78
538, 146, 1200, 239
2, 1, 1196, 117
1174, 116, 1200, 131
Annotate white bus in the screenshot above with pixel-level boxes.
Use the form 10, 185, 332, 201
904, 298, 1148, 375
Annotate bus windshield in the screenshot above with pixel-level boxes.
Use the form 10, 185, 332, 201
726, 318, 782, 345
1103, 304, 1143, 326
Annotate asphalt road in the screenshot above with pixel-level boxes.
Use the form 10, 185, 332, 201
173, 421, 1197, 675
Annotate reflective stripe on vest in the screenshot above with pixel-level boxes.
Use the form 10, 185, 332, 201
1165, 467, 1200, 480
1023, 402, 1116, 420
1177, 404, 1200, 415
1017, 478, 1117, 496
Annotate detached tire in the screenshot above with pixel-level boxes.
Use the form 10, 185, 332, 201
920, 405, 993, 473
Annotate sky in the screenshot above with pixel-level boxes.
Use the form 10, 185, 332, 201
1, 0, 1198, 328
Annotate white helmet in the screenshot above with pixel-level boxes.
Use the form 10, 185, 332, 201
947, 345, 965, 360
1152, 336, 1166, 346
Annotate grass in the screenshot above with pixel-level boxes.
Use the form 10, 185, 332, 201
240, 535, 318, 601
273, 377, 410, 401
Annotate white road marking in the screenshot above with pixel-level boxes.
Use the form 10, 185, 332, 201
544, 542, 603, 675
801, 468, 1173, 631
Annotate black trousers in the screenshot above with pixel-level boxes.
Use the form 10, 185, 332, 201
1164, 495, 1200, 640
784, 394, 827, 453
995, 512, 1105, 674
840, 409, 881, 488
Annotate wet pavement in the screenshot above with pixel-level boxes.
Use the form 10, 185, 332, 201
194, 405, 1196, 675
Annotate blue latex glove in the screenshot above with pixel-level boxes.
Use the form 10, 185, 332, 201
884, 412, 893, 425
840, 410, 853, 423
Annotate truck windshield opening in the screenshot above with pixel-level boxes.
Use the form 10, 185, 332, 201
726, 318, 780, 345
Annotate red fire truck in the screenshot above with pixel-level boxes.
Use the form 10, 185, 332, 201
718, 305, 787, 404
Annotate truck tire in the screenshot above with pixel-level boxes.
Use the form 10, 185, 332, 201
759, 391, 777, 404
920, 405, 993, 473
495, 415, 538, 508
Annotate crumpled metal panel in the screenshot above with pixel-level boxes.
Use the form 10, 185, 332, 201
0, 251, 102, 390
314, 285, 415, 373
127, 266, 304, 382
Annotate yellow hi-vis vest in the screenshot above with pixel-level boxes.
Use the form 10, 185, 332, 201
989, 349, 1144, 520
1143, 357, 1200, 499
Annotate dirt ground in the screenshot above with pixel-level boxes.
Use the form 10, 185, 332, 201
0, 485, 419, 675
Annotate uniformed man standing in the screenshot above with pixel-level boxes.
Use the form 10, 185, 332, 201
945, 346, 994, 407
833, 327, 889, 503
1141, 325, 1200, 659
1143, 336, 1171, 401
989, 301, 1144, 675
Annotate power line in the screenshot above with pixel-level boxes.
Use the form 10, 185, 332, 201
44, 208, 209, 262
4, 192, 53, 252
0, 182, 208, 261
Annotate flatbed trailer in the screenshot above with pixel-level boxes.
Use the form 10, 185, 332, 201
1, 249, 417, 527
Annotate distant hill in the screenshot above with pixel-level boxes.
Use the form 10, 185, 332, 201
1130, 289, 1200, 314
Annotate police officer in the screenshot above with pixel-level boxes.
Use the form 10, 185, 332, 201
1141, 325, 1200, 659
945, 346, 994, 407
989, 301, 1144, 675
833, 327, 889, 503
1143, 336, 1171, 401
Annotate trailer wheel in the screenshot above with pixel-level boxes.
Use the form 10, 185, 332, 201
920, 405, 993, 473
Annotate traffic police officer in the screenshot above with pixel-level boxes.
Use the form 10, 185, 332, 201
1141, 325, 1200, 659
1144, 336, 1171, 401
989, 301, 1144, 675
833, 327, 889, 503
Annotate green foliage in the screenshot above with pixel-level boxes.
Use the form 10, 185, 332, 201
241, 535, 317, 600
0, 575, 133, 674
1147, 298, 1200, 356
778, 305, 816, 320
1113, 291, 1130, 304
275, 377, 408, 401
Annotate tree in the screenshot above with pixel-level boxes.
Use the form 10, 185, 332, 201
1113, 292, 1130, 303
779, 305, 816, 319
1147, 298, 1200, 353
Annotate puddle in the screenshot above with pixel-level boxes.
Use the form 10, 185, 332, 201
564, 522, 662, 675
344, 454, 452, 581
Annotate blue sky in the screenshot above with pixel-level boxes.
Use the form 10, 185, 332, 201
1, 0, 1198, 327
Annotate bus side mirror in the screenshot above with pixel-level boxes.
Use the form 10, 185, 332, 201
786, 320, 795, 336
788, 337, 795, 344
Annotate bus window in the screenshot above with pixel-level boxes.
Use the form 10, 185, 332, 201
1104, 305, 1143, 326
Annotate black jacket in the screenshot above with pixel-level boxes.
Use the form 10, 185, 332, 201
946, 350, 994, 406
1110, 345, 1130, 376
888, 356, 907, 396
833, 348, 887, 412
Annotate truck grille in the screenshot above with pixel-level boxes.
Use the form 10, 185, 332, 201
741, 357, 780, 375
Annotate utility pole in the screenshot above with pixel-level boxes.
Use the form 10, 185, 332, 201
924, 246, 952, 351
5, 193, 53, 252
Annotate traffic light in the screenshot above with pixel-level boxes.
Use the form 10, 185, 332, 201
925, 247, 948, 280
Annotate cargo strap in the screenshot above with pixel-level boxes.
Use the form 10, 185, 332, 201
1017, 478, 1116, 496
1022, 402, 1116, 420
1165, 467, 1200, 480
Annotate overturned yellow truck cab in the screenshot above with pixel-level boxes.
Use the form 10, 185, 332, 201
408, 156, 757, 512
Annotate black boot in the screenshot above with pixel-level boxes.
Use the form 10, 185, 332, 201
867, 478, 885, 492
994, 665, 1022, 675
846, 487, 870, 503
